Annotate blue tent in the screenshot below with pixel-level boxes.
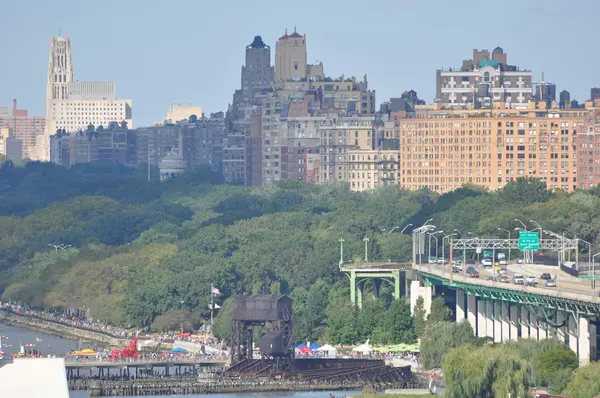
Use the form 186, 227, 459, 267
295, 344, 306, 350
171, 347, 188, 353
309, 343, 320, 350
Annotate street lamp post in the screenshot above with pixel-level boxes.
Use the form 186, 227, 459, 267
363, 237, 370, 262
400, 224, 413, 234
442, 233, 457, 276
593, 253, 600, 290
530, 220, 543, 255
498, 228, 511, 261
428, 230, 443, 271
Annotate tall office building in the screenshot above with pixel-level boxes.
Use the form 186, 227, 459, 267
40, 34, 132, 161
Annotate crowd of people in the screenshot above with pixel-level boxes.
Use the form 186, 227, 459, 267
1, 302, 134, 338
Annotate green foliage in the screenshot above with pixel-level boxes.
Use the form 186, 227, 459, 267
150, 309, 202, 333
420, 320, 474, 369
562, 361, 600, 398
535, 349, 578, 393
384, 300, 416, 344
427, 296, 452, 324
412, 296, 426, 339
1, 163, 598, 349
443, 339, 570, 398
212, 297, 233, 343
324, 289, 358, 345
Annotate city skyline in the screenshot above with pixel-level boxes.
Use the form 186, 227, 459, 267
1, 0, 599, 126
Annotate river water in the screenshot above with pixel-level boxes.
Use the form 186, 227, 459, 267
0, 323, 359, 398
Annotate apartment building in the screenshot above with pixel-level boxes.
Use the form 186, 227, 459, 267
436, 47, 533, 108
577, 101, 600, 189
398, 102, 585, 193
318, 116, 375, 183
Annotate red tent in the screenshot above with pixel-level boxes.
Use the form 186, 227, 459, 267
299, 346, 312, 353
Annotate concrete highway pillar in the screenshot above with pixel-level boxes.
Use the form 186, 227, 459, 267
356, 281, 364, 309
579, 317, 590, 366
530, 310, 539, 341
410, 280, 432, 316
456, 290, 465, 321
509, 305, 519, 340
477, 299, 487, 337
494, 302, 502, 343
568, 314, 578, 355
521, 306, 530, 339
501, 302, 510, 342
556, 311, 566, 343
538, 317, 548, 340
467, 294, 477, 333
590, 318, 597, 361
350, 271, 356, 306
486, 301, 494, 338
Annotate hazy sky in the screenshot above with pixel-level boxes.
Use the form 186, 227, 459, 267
1, 0, 598, 126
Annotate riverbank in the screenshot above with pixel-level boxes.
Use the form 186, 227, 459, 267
0, 310, 128, 348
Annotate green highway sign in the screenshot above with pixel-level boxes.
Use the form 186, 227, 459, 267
518, 231, 539, 251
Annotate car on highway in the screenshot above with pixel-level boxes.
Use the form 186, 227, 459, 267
498, 268, 507, 275
452, 266, 460, 273
437, 257, 445, 264
498, 258, 507, 266
453, 263, 463, 271
545, 279, 557, 287
470, 270, 480, 278
517, 258, 524, 264
513, 274, 525, 285
499, 275, 510, 283
466, 266, 476, 274
525, 276, 538, 286
481, 258, 493, 267
540, 273, 552, 280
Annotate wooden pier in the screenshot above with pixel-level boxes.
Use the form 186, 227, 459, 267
64, 358, 226, 379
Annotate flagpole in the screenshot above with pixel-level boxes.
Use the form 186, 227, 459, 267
210, 284, 214, 326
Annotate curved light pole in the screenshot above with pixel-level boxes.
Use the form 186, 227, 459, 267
514, 219, 528, 230
530, 219, 543, 255
498, 227, 511, 261
401, 224, 413, 234
49, 244, 71, 253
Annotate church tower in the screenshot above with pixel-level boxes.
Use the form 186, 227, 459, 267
46, 35, 73, 105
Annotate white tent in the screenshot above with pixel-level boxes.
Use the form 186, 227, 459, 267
316, 344, 337, 357
352, 343, 373, 354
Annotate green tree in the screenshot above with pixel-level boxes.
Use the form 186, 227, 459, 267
412, 296, 426, 339
383, 300, 416, 344
150, 309, 201, 332
324, 289, 358, 345
420, 320, 474, 369
562, 361, 600, 398
357, 298, 386, 342
535, 349, 578, 394
212, 297, 233, 343
428, 296, 452, 324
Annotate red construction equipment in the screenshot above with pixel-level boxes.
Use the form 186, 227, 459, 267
107, 338, 139, 360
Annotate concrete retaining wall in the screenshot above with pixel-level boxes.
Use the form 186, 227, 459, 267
2, 313, 126, 347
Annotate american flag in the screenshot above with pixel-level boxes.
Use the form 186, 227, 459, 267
208, 303, 221, 309
211, 287, 221, 295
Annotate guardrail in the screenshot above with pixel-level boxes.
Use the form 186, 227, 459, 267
412, 263, 600, 304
